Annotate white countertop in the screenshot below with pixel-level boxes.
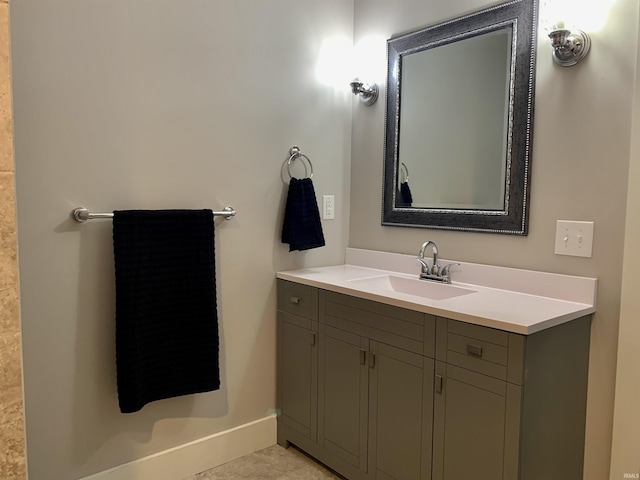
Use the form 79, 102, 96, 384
276, 248, 597, 335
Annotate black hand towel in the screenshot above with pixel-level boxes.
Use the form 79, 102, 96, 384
113, 209, 220, 413
281, 177, 325, 251
400, 181, 413, 206
396, 188, 409, 207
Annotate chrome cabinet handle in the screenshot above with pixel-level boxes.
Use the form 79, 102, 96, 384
435, 375, 443, 394
290, 296, 301, 305
369, 352, 376, 369
359, 349, 366, 365
310, 332, 316, 346
466, 344, 483, 357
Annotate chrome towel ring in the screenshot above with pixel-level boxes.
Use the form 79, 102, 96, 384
287, 146, 313, 179
400, 162, 409, 183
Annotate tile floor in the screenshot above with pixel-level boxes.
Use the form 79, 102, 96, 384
182, 444, 344, 480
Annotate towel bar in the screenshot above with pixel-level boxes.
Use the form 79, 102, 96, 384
71, 206, 236, 223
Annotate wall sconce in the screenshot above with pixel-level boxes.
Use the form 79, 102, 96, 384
350, 79, 378, 105
548, 21, 591, 67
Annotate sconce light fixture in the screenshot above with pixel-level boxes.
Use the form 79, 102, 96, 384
548, 21, 591, 67
350, 79, 378, 105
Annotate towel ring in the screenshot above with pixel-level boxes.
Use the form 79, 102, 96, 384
287, 146, 314, 179
400, 162, 409, 183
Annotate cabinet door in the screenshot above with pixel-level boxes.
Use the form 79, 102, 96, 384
319, 325, 369, 473
277, 311, 318, 442
432, 362, 522, 480
368, 341, 434, 480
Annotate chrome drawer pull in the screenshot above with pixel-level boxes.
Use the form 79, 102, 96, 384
290, 296, 301, 305
466, 344, 483, 357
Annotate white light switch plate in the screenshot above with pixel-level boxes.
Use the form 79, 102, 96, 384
554, 220, 594, 258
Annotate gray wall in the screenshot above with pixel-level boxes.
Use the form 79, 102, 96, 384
11, 0, 640, 478
10, 1, 352, 479
610, 5, 640, 478
350, 1, 638, 479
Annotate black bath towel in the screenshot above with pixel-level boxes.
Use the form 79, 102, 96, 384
113, 209, 220, 413
281, 177, 325, 251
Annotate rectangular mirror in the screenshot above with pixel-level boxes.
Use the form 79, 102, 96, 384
382, 0, 538, 235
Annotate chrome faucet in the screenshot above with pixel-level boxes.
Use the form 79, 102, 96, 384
418, 241, 439, 275
417, 241, 459, 284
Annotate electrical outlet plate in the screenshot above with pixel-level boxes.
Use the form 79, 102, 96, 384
322, 195, 335, 220
554, 220, 594, 258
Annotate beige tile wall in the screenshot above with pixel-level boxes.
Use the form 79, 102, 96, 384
0, 0, 26, 479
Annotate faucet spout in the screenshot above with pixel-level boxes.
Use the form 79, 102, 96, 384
418, 241, 439, 275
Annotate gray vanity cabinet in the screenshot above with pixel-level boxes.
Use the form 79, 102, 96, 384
276, 281, 319, 444
318, 325, 369, 476
317, 288, 435, 480
318, 326, 434, 480
277, 280, 435, 480
432, 317, 591, 480
432, 318, 523, 480
276, 280, 591, 480
367, 340, 434, 480
433, 362, 514, 480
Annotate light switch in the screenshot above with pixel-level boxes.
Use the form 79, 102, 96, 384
554, 220, 594, 258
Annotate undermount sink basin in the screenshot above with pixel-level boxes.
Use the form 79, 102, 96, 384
347, 275, 477, 301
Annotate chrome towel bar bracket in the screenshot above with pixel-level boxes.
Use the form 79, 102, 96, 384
71, 206, 236, 223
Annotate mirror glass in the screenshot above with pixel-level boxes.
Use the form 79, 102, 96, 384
383, 0, 537, 235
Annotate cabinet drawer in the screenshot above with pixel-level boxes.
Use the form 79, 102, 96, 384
439, 319, 524, 382
278, 280, 318, 321
446, 332, 508, 380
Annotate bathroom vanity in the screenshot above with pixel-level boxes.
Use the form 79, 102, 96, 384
276, 249, 596, 480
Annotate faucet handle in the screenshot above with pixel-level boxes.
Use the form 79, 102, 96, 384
440, 263, 460, 277
416, 256, 431, 274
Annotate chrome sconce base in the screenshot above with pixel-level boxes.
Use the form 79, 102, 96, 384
548, 28, 591, 67
350, 79, 379, 105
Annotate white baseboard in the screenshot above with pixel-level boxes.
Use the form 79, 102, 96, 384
81, 415, 277, 480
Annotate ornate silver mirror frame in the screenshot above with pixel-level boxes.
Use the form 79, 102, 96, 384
382, 0, 538, 235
